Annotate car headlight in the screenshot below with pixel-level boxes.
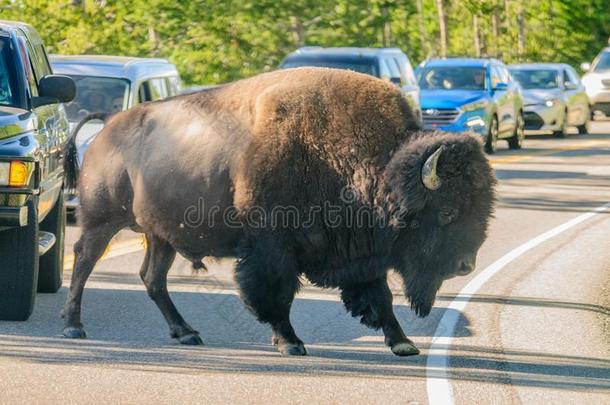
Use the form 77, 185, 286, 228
545, 99, 559, 107
0, 161, 30, 187
461, 100, 487, 112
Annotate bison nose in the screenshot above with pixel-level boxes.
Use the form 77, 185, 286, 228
457, 254, 476, 276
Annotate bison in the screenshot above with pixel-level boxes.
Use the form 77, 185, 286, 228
62, 68, 495, 356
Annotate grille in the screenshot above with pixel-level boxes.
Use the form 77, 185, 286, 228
523, 111, 544, 130
422, 108, 460, 126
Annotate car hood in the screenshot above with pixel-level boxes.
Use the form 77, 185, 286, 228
521, 88, 562, 105
419, 90, 487, 109
0, 106, 35, 141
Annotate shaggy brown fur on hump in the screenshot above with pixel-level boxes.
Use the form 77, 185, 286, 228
228, 67, 419, 211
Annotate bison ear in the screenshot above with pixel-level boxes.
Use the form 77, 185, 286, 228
384, 143, 438, 215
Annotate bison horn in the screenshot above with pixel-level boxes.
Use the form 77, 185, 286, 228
421, 146, 445, 190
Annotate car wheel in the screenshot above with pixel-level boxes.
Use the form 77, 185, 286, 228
552, 110, 568, 138
508, 112, 525, 150
0, 198, 39, 321
485, 115, 499, 154
38, 190, 65, 293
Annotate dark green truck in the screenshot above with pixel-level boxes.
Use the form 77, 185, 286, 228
0, 21, 75, 320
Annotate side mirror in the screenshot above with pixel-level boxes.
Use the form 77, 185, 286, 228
493, 82, 508, 91
580, 62, 591, 72
32, 75, 76, 108
564, 81, 577, 90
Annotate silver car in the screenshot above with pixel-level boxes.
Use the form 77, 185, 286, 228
509, 63, 590, 137
50, 55, 182, 209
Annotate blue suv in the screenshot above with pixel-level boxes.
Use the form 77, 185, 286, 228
417, 58, 524, 153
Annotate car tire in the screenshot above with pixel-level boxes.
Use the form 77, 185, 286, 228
0, 198, 39, 321
485, 115, 499, 154
508, 112, 525, 150
552, 110, 568, 138
576, 123, 588, 134
38, 190, 65, 293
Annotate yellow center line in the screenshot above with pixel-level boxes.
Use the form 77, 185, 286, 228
490, 139, 608, 165
63, 236, 146, 270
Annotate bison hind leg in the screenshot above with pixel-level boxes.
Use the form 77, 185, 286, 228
140, 234, 203, 345
235, 237, 305, 355
62, 221, 123, 339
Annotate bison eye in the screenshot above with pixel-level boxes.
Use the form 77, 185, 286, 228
438, 208, 458, 226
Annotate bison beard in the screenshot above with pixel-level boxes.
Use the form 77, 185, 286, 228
61, 67, 495, 357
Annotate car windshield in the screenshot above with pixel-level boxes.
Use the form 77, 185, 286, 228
509, 69, 559, 89
282, 58, 378, 77
62, 75, 130, 122
0, 37, 20, 108
419, 66, 487, 90
592, 52, 610, 72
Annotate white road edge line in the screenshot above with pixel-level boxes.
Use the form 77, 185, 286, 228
425, 201, 610, 405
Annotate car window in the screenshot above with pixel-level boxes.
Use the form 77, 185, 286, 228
0, 36, 20, 107
386, 57, 401, 83
403, 57, 418, 87
27, 42, 50, 84
149, 78, 168, 100
490, 66, 503, 88
62, 75, 130, 122
378, 58, 392, 80
281, 58, 379, 77
500, 66, 511, 83
138, 78, 168, 103
591, 51, 610, 72
16, 36, 38, 97
420, 66, 487, 90
509, 69, 559, 89
566, 66, 580, 83
167, 76, 181, 96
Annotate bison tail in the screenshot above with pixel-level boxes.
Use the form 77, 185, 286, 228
63, 112, 109, 195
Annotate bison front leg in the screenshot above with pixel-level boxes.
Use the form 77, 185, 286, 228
341, 277, 420, 356
235, 241, 305, 356
140, 234, 203, 345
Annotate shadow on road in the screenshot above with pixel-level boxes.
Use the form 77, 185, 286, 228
0, 287, 608, 392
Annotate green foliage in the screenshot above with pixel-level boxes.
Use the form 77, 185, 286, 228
1, 0, 608, 84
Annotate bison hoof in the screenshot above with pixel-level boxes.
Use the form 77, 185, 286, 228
178, 333, 204, 346
391, 342, 420, 357
278, 342, 307, 356
63, 326, 87, 339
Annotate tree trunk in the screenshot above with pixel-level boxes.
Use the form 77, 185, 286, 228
381, 5, 392, 47
516, 0, 525, 61
491, 10, 499, 57
291, 16, 306, 47
473, 14, 482, 57
416, 0, 428, 57
435, 0, 448, 57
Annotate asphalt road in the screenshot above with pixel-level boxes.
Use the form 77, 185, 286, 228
1, 123, 609, 404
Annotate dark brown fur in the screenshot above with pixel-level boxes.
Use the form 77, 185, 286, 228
62, 68, 495, 356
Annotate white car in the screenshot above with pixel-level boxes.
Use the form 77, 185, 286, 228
581, 47, 610, 119
50, 55, 182, 210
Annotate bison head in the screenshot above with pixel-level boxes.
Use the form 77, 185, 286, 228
384, 132, 496, 317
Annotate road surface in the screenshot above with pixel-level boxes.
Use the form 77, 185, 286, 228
1, 123, 609, 404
